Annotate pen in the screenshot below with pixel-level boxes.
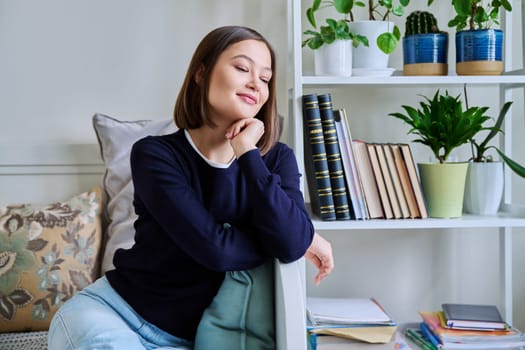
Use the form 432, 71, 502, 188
420, 322, 441, 350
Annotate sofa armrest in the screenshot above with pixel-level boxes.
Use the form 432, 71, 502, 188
274, 258, 306, 350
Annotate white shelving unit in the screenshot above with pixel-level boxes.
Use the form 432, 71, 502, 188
286, 0, 525, 349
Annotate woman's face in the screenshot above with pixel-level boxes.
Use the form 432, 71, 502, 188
206, 39, 272, 126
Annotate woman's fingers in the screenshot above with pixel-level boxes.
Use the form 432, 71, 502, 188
305, 233, 334, 285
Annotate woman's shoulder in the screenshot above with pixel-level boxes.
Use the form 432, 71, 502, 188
265, 141, 294, 157
133, 129, 185, 148
131, 129, 189, 160
262, 141, 296, 166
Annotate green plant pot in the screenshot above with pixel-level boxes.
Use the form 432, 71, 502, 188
418, 162, 469, 218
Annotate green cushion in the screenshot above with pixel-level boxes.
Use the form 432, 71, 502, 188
194, 261, 275, 350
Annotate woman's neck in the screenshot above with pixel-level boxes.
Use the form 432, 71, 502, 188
187, 127, 235, 164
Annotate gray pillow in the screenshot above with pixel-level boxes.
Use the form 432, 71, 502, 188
92, 113, 177, 273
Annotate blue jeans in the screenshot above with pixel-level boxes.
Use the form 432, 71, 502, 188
48, 276, 194, 350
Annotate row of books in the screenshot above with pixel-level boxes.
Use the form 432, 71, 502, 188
302, 93, 428, 221
408, 304, 525, 350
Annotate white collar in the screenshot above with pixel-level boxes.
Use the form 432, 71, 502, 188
184, 129, 234, 168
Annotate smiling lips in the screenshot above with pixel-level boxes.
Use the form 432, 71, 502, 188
237, 93, 257, 105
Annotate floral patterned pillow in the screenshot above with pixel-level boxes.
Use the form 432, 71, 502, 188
0, 187, 103, 332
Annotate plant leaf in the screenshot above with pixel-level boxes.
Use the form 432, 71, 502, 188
476, 101, 512, 153
391, 5, 404, 17
454, 0, 471, 16
377, 32, 398, 54
500, 0, 512, 11
334, 0, 354, 14
496, 149, 525, 178
306, 7, 317, 28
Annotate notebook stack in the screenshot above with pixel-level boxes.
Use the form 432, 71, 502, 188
406, 303, 525, 350
306, 297, 409, 349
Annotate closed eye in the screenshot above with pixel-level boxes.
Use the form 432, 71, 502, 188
234, 61, 271, 84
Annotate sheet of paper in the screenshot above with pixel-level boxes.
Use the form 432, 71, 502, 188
311, 325, 397, 343
307, 297, 392, 324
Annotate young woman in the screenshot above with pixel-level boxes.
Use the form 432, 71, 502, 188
48, 25, 333, 350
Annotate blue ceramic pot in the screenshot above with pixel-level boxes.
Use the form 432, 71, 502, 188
403, 33, 448, 64
455, 29, 503, 75
403, 33, 448, 75
456, 29, 503, 62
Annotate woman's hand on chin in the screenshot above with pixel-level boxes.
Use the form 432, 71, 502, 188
226, 118, 264, 157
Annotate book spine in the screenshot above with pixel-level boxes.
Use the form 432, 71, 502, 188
391, 143, 421, 218
374, 143, 402, 218
337, 109, 368, 219
317, 94, 351, 220
366, 143, 394, 219
352, 140, 384, 219
404, 328, 435, 350
302, 94, 336, 221
420, 322, 442, 350
400, 144, 428, 218
334, 116, 358, 219
383, 143, 410, 218
306, 331, 317, 350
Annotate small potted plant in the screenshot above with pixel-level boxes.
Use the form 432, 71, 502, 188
305, 0, 411, 74
347, 0, 410, 72
303, 0, 366, 76
464, 92, 525, 214
402, 11, 448, 76
389, 90, 491, 218
444, 0, 513, 75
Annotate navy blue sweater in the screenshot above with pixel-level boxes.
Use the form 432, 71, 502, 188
106, 129, 314, 340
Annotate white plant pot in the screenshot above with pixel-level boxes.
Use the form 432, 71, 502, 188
347, 20, 392, 69
314, 40, 352, 76
463, 162, 504, 215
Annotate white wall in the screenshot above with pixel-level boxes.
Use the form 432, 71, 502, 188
0, 0, 287, 144
1, 0, 525, 333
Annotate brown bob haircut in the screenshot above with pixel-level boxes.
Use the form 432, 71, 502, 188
173, 25, 280, 155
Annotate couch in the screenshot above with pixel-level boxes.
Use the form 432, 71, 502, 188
0, 114, 305, 350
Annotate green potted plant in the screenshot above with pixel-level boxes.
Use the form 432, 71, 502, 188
304, 0, 411, 73
402, 11, 448, 76
468, 102, 525, 176
303, 0, 366, 76
464, 93, 525, 214
444, 0, 513, 75
389, 90, 491, 218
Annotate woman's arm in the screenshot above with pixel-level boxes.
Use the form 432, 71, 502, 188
227, 118, 315, 262
236, 145, 315, 263
131, 136, 267, 272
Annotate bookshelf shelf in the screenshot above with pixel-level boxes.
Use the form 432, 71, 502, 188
302, 72, 525, 87
309, 204, 525, 230
286, 1, 525, 349
312, 215, 525, 231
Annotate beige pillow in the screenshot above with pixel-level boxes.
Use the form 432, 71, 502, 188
92, 113, 177, 273
0, 188, 103, 332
